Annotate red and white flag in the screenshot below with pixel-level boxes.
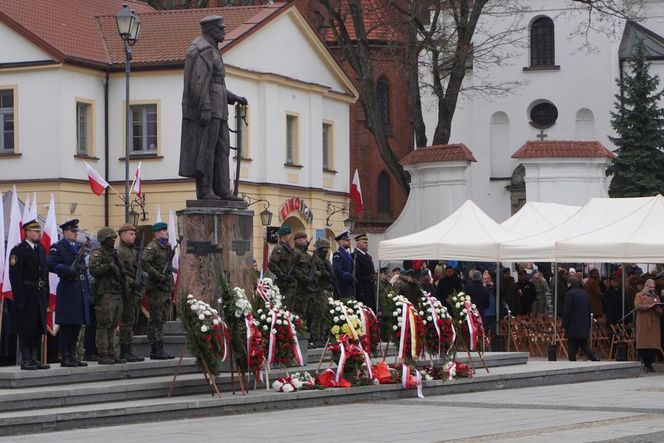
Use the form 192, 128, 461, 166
132, 162, 142, 198
84, 161, 109, 196
2, 187, 21, 300
29, 192, 38, 220
41, 193, 59, 335
0, 192, 5, 294
349, 169, 364, 213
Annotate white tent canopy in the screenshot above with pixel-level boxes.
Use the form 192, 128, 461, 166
500, 202, 580, 238
378, 200, 519, 261
499, 196, 657, 262
556, 194, 664, 262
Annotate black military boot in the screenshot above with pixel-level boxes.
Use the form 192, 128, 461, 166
60, 353, 78, 368
120, 344, 139, 363
150, 342, 168, 360
98, 354, 115, 365
31, 345, 50, 370
159, 341, 175, 359
19, 346, 38, 370
128, 345, 145, 362
70, 343, 87, 367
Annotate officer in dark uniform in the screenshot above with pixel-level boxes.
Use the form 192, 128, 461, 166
8, 219, 50, 370
268, 225, 295, 302
332, 231, 354, 299
47, 219, 90, 367
352, 234, 377, 312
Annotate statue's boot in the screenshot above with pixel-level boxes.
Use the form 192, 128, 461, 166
196, 176, 221, 200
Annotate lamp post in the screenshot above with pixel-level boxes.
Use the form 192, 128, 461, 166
115, 4, 141, 223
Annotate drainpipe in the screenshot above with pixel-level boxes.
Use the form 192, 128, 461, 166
104, 69, 110, 226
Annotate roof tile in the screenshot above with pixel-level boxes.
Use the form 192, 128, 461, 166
400, 144, 477, 166
511, 141, 616, 159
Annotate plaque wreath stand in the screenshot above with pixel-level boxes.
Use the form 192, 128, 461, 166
169, 201, 255, 396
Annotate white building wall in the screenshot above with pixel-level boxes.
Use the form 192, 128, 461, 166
0, 22, 52, 63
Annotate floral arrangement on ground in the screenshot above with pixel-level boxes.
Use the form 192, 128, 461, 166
180, 294, 229, 376
448, 291, 488, 353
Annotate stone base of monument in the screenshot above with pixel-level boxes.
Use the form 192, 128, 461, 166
176, 205, 255, 307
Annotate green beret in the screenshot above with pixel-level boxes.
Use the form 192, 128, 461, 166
276, 225, 292, 236
151, 222, 168, 232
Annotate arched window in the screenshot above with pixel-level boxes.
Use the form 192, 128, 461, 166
575, 108, 595, 139
377, 171, 391, 215
530, 17, 555, 67
376, 76, 390, 126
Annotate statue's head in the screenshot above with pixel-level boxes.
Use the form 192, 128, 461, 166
201, 15, 225, 42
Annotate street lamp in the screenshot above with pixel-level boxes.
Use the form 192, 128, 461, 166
259, 207, 273, 227
343, 217, 355, 233
115, 4, 140, 223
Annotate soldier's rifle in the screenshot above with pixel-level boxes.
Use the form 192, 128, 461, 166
111, 249, 130, 301
285, 240, 311, 280
162, 236, 183, 276
70, 236, 91, 272
305, 249, 320, 293
133, 233, 148, 291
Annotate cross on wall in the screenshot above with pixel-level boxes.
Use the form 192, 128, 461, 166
537, 129, 548, 141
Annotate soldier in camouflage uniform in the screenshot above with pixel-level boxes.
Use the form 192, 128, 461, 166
142, 222, 175, 360
292, 231, 313, 320
116, 224, 145, 362
268, 225, 295, 304
88, 227, 126, 365
310, 238, 334, 346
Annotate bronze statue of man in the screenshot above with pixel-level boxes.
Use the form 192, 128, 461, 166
179, 15, 247, 201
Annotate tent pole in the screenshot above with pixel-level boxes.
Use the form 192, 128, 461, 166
375, 260, 380, 316
621, 263, 625, 326
553, 261, 557, 338
495, 261, 500, 337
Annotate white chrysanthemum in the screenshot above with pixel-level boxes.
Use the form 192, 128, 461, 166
393, 325, 398, 331
339, 315, 346, 321
335, 306, 341, 312
392, 311, 398, 317
427, 316, 433, 321
419, 311, 424, 316
271, 329, 277, 334
200, 325, 208, 332
263, 325, 268, 331
423, 320, 427, 325
282, 383, 295, 393
198, 314, 205, 320
455, 303, 461, 309
333, 316, 339, 323
276, 319, 282, 325
190, 305, 197, 311
187, 294, 194, 300
260, 314, 266, 320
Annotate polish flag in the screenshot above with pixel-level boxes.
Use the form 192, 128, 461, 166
29, 192, 38, 220
84, 161, 109, 196
132, 162, 142, 198
2, 187, 21, 300
20, 193, 30, 240
349, 169, 364, 213
41, 193, 59, 335
0, 192, 5, 294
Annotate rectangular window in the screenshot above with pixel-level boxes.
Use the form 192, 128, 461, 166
76, 102, 91, 155
286, 114, 299, 165
0, 89, 15, 153
322, 122, 333, 170
130, 103, 158, 153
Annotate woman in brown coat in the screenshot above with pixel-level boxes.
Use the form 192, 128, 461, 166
635, 279, 663, 372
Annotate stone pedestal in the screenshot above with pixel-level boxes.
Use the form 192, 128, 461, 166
177, 205, 254, 306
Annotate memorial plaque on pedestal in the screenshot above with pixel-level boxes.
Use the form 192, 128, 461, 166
177, 205, 254, 306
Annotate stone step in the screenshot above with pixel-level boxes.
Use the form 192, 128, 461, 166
0, 359, 640, 437
0, 353, 529, 411
163, 321, 186, 335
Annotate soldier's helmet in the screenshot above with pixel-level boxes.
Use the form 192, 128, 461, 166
315, 238, 331, 250
97, 227, 118, 242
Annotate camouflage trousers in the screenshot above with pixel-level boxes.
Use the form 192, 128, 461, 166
307, 291, 330, 345
94, 292, 123, 357
146, 290, 171, 345
119, 295, 140, 346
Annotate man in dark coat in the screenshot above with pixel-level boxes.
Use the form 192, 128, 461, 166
435, 265, 462, 307
179, 15, 247, 201
8, 219, 50, 370
516, 270, 536, 316
463, 270, 490, 325
47, 219, 90, 367
332, 231, 354, 299
268, 225, 295, 303
562, 276, 599, 361
352, 234, 376, 312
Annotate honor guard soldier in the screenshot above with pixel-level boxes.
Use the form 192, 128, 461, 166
310, 238, 334, 345
142, 222, 175, 360
292, 231, 313, 320
116, 224, 145, 362
268, 225, 295, 304
8, 219, 50, 370
332, 231, 354, 299
89, 227, 126, 365
353, 234, 377, 312
47, 219, 90, 367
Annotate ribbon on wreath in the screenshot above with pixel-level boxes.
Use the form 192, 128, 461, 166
335, 336, 348, 383
464, 300, 478, 351
267, 311, 277, 363
424, 293, 442, 356
255, 281, 270, 303
245, 313, 254, 370
397, 302, 419, 362
286, 314, 304, 366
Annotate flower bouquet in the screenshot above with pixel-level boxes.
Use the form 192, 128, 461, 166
417, 294, 456, 358
271, 371, 316, 392
254, 303, 304, 367
325, 298, 373, 383
180, 294, 229, 376
346, 299, 381, 355
449, 291, 487, 354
